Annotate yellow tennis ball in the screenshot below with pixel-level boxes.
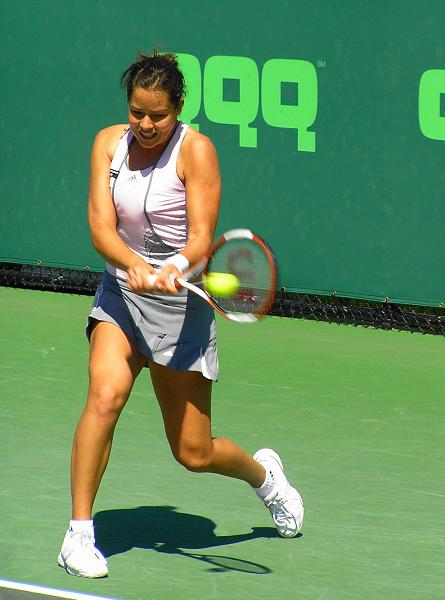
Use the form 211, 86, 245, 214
204, 272, 240, 298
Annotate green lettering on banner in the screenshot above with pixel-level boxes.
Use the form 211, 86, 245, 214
176, 53, 202, 131
419, 69, 445, 141
204, 56, 259, 148
262, 59, 318, 152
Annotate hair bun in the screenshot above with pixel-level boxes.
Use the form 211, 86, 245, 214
135, 49, 178, 68
160, 52, 179, 68
121, 48, 185, 107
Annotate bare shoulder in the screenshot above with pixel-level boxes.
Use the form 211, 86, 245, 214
92, 124, 129, 161
181, 126, 218, 160
178, 126, 219, 181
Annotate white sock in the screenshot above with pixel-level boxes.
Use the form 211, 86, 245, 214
254, 468, 276, 500
69, 519, 94, 533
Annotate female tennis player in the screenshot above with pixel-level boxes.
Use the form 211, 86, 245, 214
58, 50, 304, 578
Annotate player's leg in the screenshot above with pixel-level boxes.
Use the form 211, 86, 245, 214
149, 362, 304, 538
59, 321, 146, 578
148, 362, 265, 485
71, 321, 147, 518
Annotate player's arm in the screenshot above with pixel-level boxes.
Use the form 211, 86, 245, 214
156, 130, 221, 291
88, 127, 155, 292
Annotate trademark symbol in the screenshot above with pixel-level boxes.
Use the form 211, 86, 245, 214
317, 60, 326, 68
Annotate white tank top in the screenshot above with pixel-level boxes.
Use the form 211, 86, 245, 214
107, 123, 188, 280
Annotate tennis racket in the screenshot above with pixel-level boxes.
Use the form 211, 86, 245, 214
148, 229, 277, 323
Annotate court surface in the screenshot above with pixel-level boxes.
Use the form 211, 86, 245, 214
1, 287, 444, 600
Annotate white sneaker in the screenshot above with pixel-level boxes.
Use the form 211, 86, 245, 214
253, 448, 304, 538
58, 526, 108, 578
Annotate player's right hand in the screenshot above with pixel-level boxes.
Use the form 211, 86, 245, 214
126, 258, 157, 294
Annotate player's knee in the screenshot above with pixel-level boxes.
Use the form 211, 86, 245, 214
172, 445, 213, 473
87, 383, 126, 421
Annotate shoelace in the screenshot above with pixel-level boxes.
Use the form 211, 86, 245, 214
75, 530, 107, 565
79, 529, 95, 548
267, 496, 296, 527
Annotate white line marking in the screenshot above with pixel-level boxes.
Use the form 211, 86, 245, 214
402, 488, 445, 499
0, 579, 120, 600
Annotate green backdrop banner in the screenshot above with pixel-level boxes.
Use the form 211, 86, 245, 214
1, 1, 444, 306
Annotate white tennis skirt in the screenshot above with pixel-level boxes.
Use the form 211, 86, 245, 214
87, 270, 219, 381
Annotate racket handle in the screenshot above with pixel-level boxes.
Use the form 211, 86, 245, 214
146, 273, 178, 288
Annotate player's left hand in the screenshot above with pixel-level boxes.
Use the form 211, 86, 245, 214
149, 264, 181, 295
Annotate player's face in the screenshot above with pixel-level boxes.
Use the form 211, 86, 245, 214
128, 87, 182, 149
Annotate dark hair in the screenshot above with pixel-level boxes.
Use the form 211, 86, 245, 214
121, 49, 185, 108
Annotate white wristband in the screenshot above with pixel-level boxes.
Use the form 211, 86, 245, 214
164, 253, 189, 273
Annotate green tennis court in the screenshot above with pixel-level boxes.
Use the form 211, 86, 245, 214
1, 286, 444, 600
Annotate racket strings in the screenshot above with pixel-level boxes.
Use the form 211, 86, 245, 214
207, 238, 275, 315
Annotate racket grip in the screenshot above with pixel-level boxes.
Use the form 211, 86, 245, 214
146, 273, 178, 288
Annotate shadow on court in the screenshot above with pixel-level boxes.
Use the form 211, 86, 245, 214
94, 506, 295, 574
